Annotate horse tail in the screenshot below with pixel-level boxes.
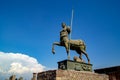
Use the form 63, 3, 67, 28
79, 40, 86, 51
82, 41, 86, 51
78, 40, 85, 51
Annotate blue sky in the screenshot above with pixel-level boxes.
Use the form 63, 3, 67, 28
0, 0, 120, 70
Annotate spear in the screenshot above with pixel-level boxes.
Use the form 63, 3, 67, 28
68, 9, 74, 60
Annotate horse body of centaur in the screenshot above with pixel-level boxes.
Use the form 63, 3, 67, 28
52, 35, 90, 64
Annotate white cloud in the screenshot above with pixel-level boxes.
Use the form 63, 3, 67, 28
8, 62, 29, 74
0, 51, 46, 79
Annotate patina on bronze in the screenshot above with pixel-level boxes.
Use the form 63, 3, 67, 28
58, 60, 92, 71
52, 22, 90, 64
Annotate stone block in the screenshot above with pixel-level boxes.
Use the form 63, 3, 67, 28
37, 70, 109, 80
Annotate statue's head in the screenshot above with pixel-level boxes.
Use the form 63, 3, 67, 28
61, 22, 66, 28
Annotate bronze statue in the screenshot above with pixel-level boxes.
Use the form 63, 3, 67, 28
52, 23, 90, 64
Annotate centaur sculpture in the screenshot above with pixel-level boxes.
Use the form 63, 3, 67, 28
52, 23, 90, 64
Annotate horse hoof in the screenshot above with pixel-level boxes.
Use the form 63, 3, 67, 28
52, 50, 55, 54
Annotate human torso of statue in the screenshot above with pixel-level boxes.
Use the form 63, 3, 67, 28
60, 26, 71, 43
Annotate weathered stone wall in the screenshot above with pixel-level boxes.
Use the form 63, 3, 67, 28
37, 70, 109, 80
37, 70, 56, 80
94, 66, 120, 80
109, 71, 120, 80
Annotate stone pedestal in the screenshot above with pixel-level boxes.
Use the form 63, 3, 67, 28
9, 75, 16, 80
37, 70, 109, 80
58, 59, 92, 71
31, 73, 37, 80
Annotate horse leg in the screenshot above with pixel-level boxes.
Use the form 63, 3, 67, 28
64, 42, 70, 59
76, 50, 82, 60
52, 42, 61, 54
64, 42, 69, 54
79, 53, 82, 60
81, 50, 90, 64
